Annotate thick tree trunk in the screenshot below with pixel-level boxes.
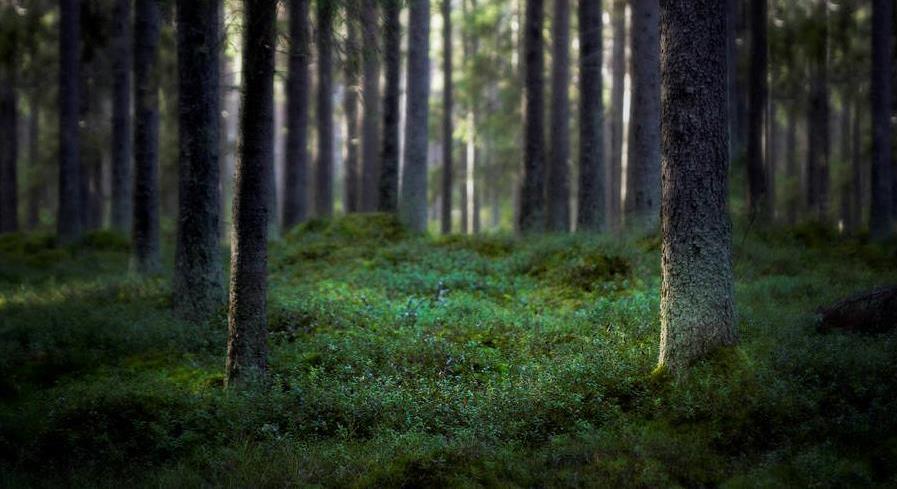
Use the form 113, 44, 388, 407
624, 0, 660, 231
378, 0, 401, 213
518, 0, 545, 233
133, 0, 162, 274
726, 0, 738, 159
58, 0, 82, 243
360, 0, 381, 212
576, 0, 604, 232
746, 0, 770, 222
606, 0, 625, 232
227, 0, 275, 388
658, 0, 737, 372
441, 0, 453, 234
0, 47, 17, 234
283, 0, 310, 228
110, 0, 132, 234
870, 0, 894, 239
546, 0, 570, 232
315, 0, 335, 218
344, 4, 361, 214
399, 0, 431, 233
173, 0, 224, 322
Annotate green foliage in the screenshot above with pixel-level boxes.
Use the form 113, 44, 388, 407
1, 215, 896, 487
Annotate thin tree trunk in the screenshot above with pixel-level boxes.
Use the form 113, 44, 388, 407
441, 0, 453, 234
378, 0, 401, 213
518, 0, 545, 233
870, 0, 894, 239
315, 0, 335, 218
283, 0, 310, 228
27, 96, 39, 229
460, 146, 469, 232
58, 0, 82, 243
746, 0, 770, 222
344, 3, 361, 214
360, 0, 381, 212
226, 0, 276, 388
850, 97, 862, 230
606, 0, 625, 231
110, 0, 132, 234
785, 105, 798, 225
546, 0, 570, 232
624, 0, 660, 231
658, 0, 737, 372
839, 99, 852, 231
173, 0, 224, 322
577, 0, 604, 232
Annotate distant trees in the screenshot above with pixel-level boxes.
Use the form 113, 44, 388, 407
58, 0, 81, 244
283, 0, 310, 229
518, 0, 545, 233
657, 0, 737, 371
870, 0, 894, 240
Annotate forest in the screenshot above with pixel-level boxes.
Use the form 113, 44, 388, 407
0, 0, 896, 487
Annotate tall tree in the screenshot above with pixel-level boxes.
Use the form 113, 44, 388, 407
173, 0, 224, 321
227, 0, 276, 388
546, 0, 570, 232
133, 0, 162, 274
746, 0, 770, 222
806, 1, 830, 222
870, 0, 893, 239
344, 2, 361, 213
110, 0, 132, 234
315, 0, 334, 217
378, 0, 401, 213
624, 0, 660, 231
576, 0, 604, 232
359, 0, 381, 212
607, 0, 625, 231
58, 0, 82, 243
26, 95, 39, 229
518, 0, 545, 233
283, 0, 310, 228
0, 13, 17, 234
441, 0, 453, 234
657, 0, 737, 372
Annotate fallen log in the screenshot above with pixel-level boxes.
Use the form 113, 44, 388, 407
817, 286, 897, 333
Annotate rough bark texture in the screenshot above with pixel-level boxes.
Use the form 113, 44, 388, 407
283, 0, 310, 229
624, 0, 661, 232
110, 0, 132, 234
378, 0, 401, 213
360, 0, 381, 212
726, 0, 738, 159
173, 0, 224, 322
441, 0, 453, 234
344, 3, 361, 214
133, 0, 161, 273
518, 0, 545, 233
315, 0, 334, 218
818, 286, 897, 334
399, 0, 431, 233
658, 0, 737, 372
870, 0, 893, 239
58, 0, 82, 243
227, 0, 275, 388
576, 0, 604, 232
546, 0, 570, 232
0, 43, 17, 234
607, 0, 625, 231
746, 0, 770, 222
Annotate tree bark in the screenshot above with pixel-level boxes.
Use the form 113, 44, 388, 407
344, 3, 361, 214
378, 0, 401, 213
58, 0, 82, 243
26, 95, 39, 229
133, 0, 162, 274
658, 0, 737, 372
399, 0, 431, 233
606, 0, 625, 232
110, 0, 132, 234
283, 0, 310, 228
518, 0, 545, 233
227, 0, 275, 388
576, 0, 604, 232
173, 0, 224, 322
870, 0, 894, 239
624, 0, 661, 231
360, 0, 381, 212
0, 34, 17, 235
785, 104, 798, 226
441, 0, 453, 234
315, 0, 334, 218
546, 0, 570, 232
806, 2, 830, 223
746, 0, 770, 222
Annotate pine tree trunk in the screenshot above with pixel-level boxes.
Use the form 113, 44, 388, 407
26, 96, 40, 229
624, 0, 660, 231
726, 0, 738, 159
0, 43, 17, 234
576, 0, 604, 232
441, 0, 453, 234
870, 0, 894, 239
173, 0, 224, 322
806, 2, 830, 223
658, 0, 737, 372
546, 0, 570, 232
344, 4, 361, 214
133, 0, 162, 273
226, 0, 276, 388
360, 0, 381, 212
399, 0, 431, 233
58, 0, 82, 243
315, 0, 335, 218
607, 0, 625, 231
746, 0, 770, 222
518, 0, 545, 233
110, 0, 132, 234
283, 0, 310, 228
378, 0, 401, 213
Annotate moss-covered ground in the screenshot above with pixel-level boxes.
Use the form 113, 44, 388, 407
1, 214, 896, 488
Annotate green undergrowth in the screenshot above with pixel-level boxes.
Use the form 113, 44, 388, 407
1, 214, 895, 487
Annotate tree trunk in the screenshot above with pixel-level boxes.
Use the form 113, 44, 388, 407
0, 39, 17, 234
58, 0, 82, 243
110, 0, 132, 234
315, 0, 334, 218
399, 0, 431, 233
624, 0, 661, 231
606, 0, 625, 231
546, 0, 570, 232
173, 0, 224, 322
806, 2, 830, 223
133, 0, 161, 274
360, 0, 381, 212
576, 0, 604, 232
441, 0, 453, 234
344, 3, 361, 214
518, 0, 545, 233
283, 0, 310, 228
378, 0, 401, 213
726, 0, 738, 159
850, 98, 862, 230
658, 0, 737, 372
870, 0, 894, 239
746, 0, 770, 222
785, 104, 798, 226
26, 96, 40, 229
227, 0, 275, 388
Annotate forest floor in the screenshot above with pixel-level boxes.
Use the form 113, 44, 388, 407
1, 214, 896, 488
